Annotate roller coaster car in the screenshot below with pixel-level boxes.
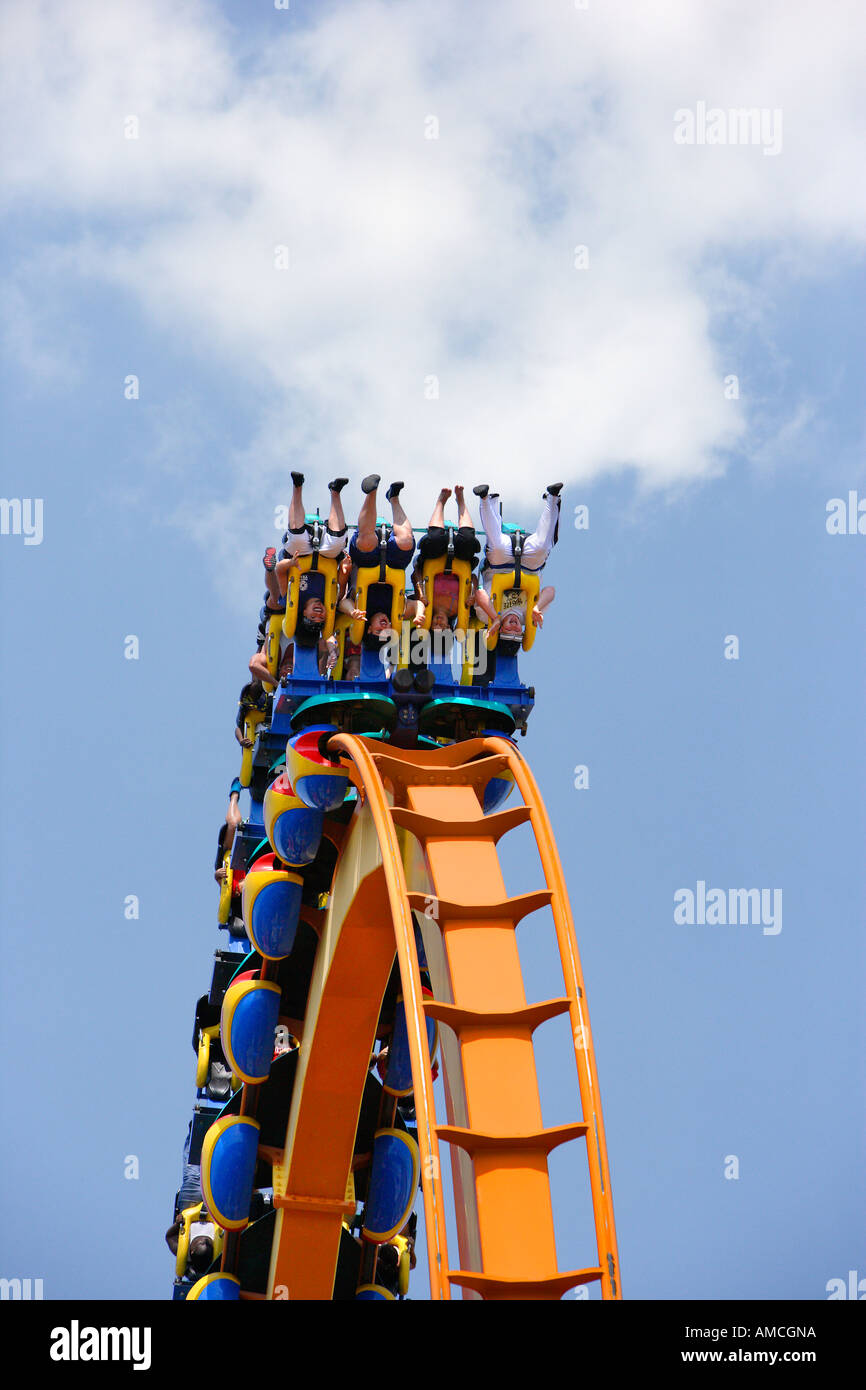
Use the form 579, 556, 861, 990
181, 1194, 275, 1300
485, 571, 542, 652
242, 851, 305, 960
361, 1129, 420, 1245
382, 992, 439, 1099
201, 1113, 262, 1231
282, 551, 339, 642
289, 691, 397, 736
220, 976, 283, 1085
285, 727, 350, 811
216, 850, 233, 925
375, 1232, 412, 1298
229, 827, 272, 877
209, 949, 251, 1009
417, 696, 516, 742
350, 1068, 414, 1187
174, 1203, 224, 1281
263, 610, 285, 693
350, 573, 406, 648
416, 546, 474, 633
193, 995, 234, 1100
262, 776, 325, 870
239, 707, 267, 785
186, 1100, 224, 1169
218, 1049, 299, 1150
217, 1203, 277, 1297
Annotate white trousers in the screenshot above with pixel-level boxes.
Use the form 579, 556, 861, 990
479, 493, 559, 572
282, 525, 347, 560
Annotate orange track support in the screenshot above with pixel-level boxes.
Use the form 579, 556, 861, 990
260, 735, 620, 1300
267, 865, 397, 1298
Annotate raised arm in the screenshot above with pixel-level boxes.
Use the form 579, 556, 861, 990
532, 584, 555, 628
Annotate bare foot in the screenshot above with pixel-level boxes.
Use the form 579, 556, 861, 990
438, 487, 452, 502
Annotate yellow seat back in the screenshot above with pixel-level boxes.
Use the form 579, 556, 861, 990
195, 1024, 220, 1089
460, 613, 485, 685
175, 1202, 203, 1279
350, 567, 406, 647
239, 708, 266, 786
263, 612, 284, 692
486, 571, 541, 652
217, 852, 233, 924
331, 611, 353, 681
282, 553, 339, 642
392, 1234, 412, 1296
418, 553, 473, 633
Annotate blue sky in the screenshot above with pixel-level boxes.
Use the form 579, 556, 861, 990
0, 0, 864, 1301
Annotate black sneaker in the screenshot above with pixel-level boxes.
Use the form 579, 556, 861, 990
386, 481, 404, 501
546, 482, 563, 497
291, 471, 305, 487
361, 474, 380, 494
473, 484, 489, 499
328, 477, 349, 493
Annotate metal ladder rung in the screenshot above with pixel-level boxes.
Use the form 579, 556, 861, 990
406, 888, 551, 926
390, 804, 531, 842
423, 997, 571, 1034
436, 1121, 589, 1156
448, 1267, 603, 1300
370, 750, 511, 788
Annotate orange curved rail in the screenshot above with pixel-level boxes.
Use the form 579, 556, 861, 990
481, 736, 620, 1296
253, 734, 619, 1300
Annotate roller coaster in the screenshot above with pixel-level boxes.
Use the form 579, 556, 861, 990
169, 496, 621, 1301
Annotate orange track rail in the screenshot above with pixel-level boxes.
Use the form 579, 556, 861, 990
263, 735, 620, 1300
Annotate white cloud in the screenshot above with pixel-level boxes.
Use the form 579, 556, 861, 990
1, 0, 864, 588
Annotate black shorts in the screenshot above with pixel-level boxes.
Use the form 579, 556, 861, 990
418, 526, 479, 565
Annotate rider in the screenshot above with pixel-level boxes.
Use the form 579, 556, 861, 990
410, 485, 499, 634
473, 482, 562, 585
278, 472, 350, 565
349, 475, 415, 572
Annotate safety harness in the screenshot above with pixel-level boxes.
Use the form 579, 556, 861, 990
509, 527, 525, 587
307, 517, 323, 572
376, 522, 389, 581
